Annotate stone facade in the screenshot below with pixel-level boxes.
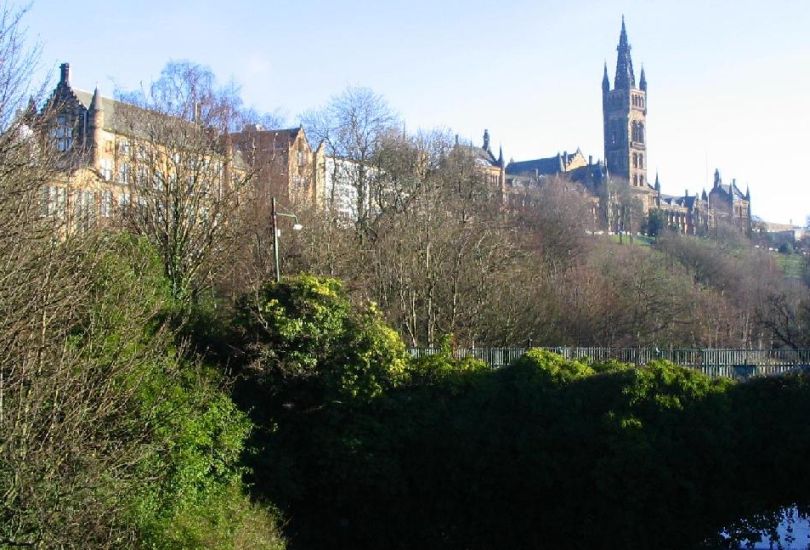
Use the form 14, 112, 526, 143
230, 125, 316, 207
37, 63, 318, 233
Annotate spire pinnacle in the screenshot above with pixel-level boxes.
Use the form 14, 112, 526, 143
640, 65, 647, 91
602, 61, 610, 93
654, 171, 660, 191
89, 86, 101, 111
498, 144, 504, 166
614, 17, 635, 89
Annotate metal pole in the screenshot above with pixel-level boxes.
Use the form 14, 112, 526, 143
272, 197, 281, 283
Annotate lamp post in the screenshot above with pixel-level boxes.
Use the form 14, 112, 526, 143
271, 197, 303, 283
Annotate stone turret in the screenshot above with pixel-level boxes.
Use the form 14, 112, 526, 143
87, 86, 104, 165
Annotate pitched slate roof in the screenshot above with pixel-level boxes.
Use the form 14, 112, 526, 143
506, 156, 564, 176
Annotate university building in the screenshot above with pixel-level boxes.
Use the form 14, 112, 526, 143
503, 17, 752, 235
33, 63, 320, 233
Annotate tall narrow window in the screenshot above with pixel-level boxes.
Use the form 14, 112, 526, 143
100, 159, 113, 181
51, 115, 73, 151
101, 191, 113, 218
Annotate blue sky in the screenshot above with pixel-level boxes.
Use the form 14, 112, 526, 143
21, 0, 810, 225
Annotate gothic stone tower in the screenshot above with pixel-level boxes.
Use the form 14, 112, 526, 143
602, 17, 648, 190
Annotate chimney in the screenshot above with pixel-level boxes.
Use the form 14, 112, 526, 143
588, 155, 593, 166
60, 63, 70, 85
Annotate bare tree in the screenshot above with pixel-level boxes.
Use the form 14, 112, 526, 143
115, 62, 253, 303
302, 86, 398, 237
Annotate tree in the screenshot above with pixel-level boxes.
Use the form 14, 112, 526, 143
115, 61, 253, 303
646, 208, 666, 237
302, 86, 398, 236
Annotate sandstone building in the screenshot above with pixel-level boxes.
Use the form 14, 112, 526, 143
35, 63, 318, 233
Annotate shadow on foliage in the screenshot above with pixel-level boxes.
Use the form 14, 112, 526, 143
233, 278, 810, 550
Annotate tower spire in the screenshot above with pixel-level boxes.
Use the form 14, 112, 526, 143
639, 65, 647, 91
614, 16, 636, 89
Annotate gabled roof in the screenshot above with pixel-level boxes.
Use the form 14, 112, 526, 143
660, 193, 700, 210
455, 142, 500, 168
72, 88, 130, 134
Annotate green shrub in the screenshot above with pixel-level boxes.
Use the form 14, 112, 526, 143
236, 275, 407, 406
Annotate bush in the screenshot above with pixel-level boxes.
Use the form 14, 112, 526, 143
235, 275, 407, 406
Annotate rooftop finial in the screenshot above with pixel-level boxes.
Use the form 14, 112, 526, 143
483, 129, 490, 152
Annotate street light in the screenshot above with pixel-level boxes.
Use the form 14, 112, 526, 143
271, 197, 302, 283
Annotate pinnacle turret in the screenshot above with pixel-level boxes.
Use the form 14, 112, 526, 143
602, 61, 610, 93
89, 86, 101, 112
639, 65, 647, 92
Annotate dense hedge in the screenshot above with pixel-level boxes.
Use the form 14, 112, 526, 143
234, 278, 810, 549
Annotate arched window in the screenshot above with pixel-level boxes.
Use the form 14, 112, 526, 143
632, 153, 638, 168
639, 123, 645, 144
639, 154, 643, 168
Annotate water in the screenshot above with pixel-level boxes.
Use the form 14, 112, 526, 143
713, 507, 810, 549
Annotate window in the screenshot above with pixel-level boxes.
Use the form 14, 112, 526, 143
118, 140, 130, 156
118, 192, 130, 207
297, 150, 305, 167
40, 186, 67, 217
101, 190, 113, 217
100, 159, 113, 181
51, 115, 73, 152
74, 190, 96, 231
135, 165, 148, 185
153, 170, 164, 191
118, 162, 130, 184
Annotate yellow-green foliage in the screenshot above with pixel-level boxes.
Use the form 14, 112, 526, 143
237, 275, 408, 404
510, 348, 595, 382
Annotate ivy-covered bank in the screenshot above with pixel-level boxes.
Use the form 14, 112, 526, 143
232, 276, 810, 550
